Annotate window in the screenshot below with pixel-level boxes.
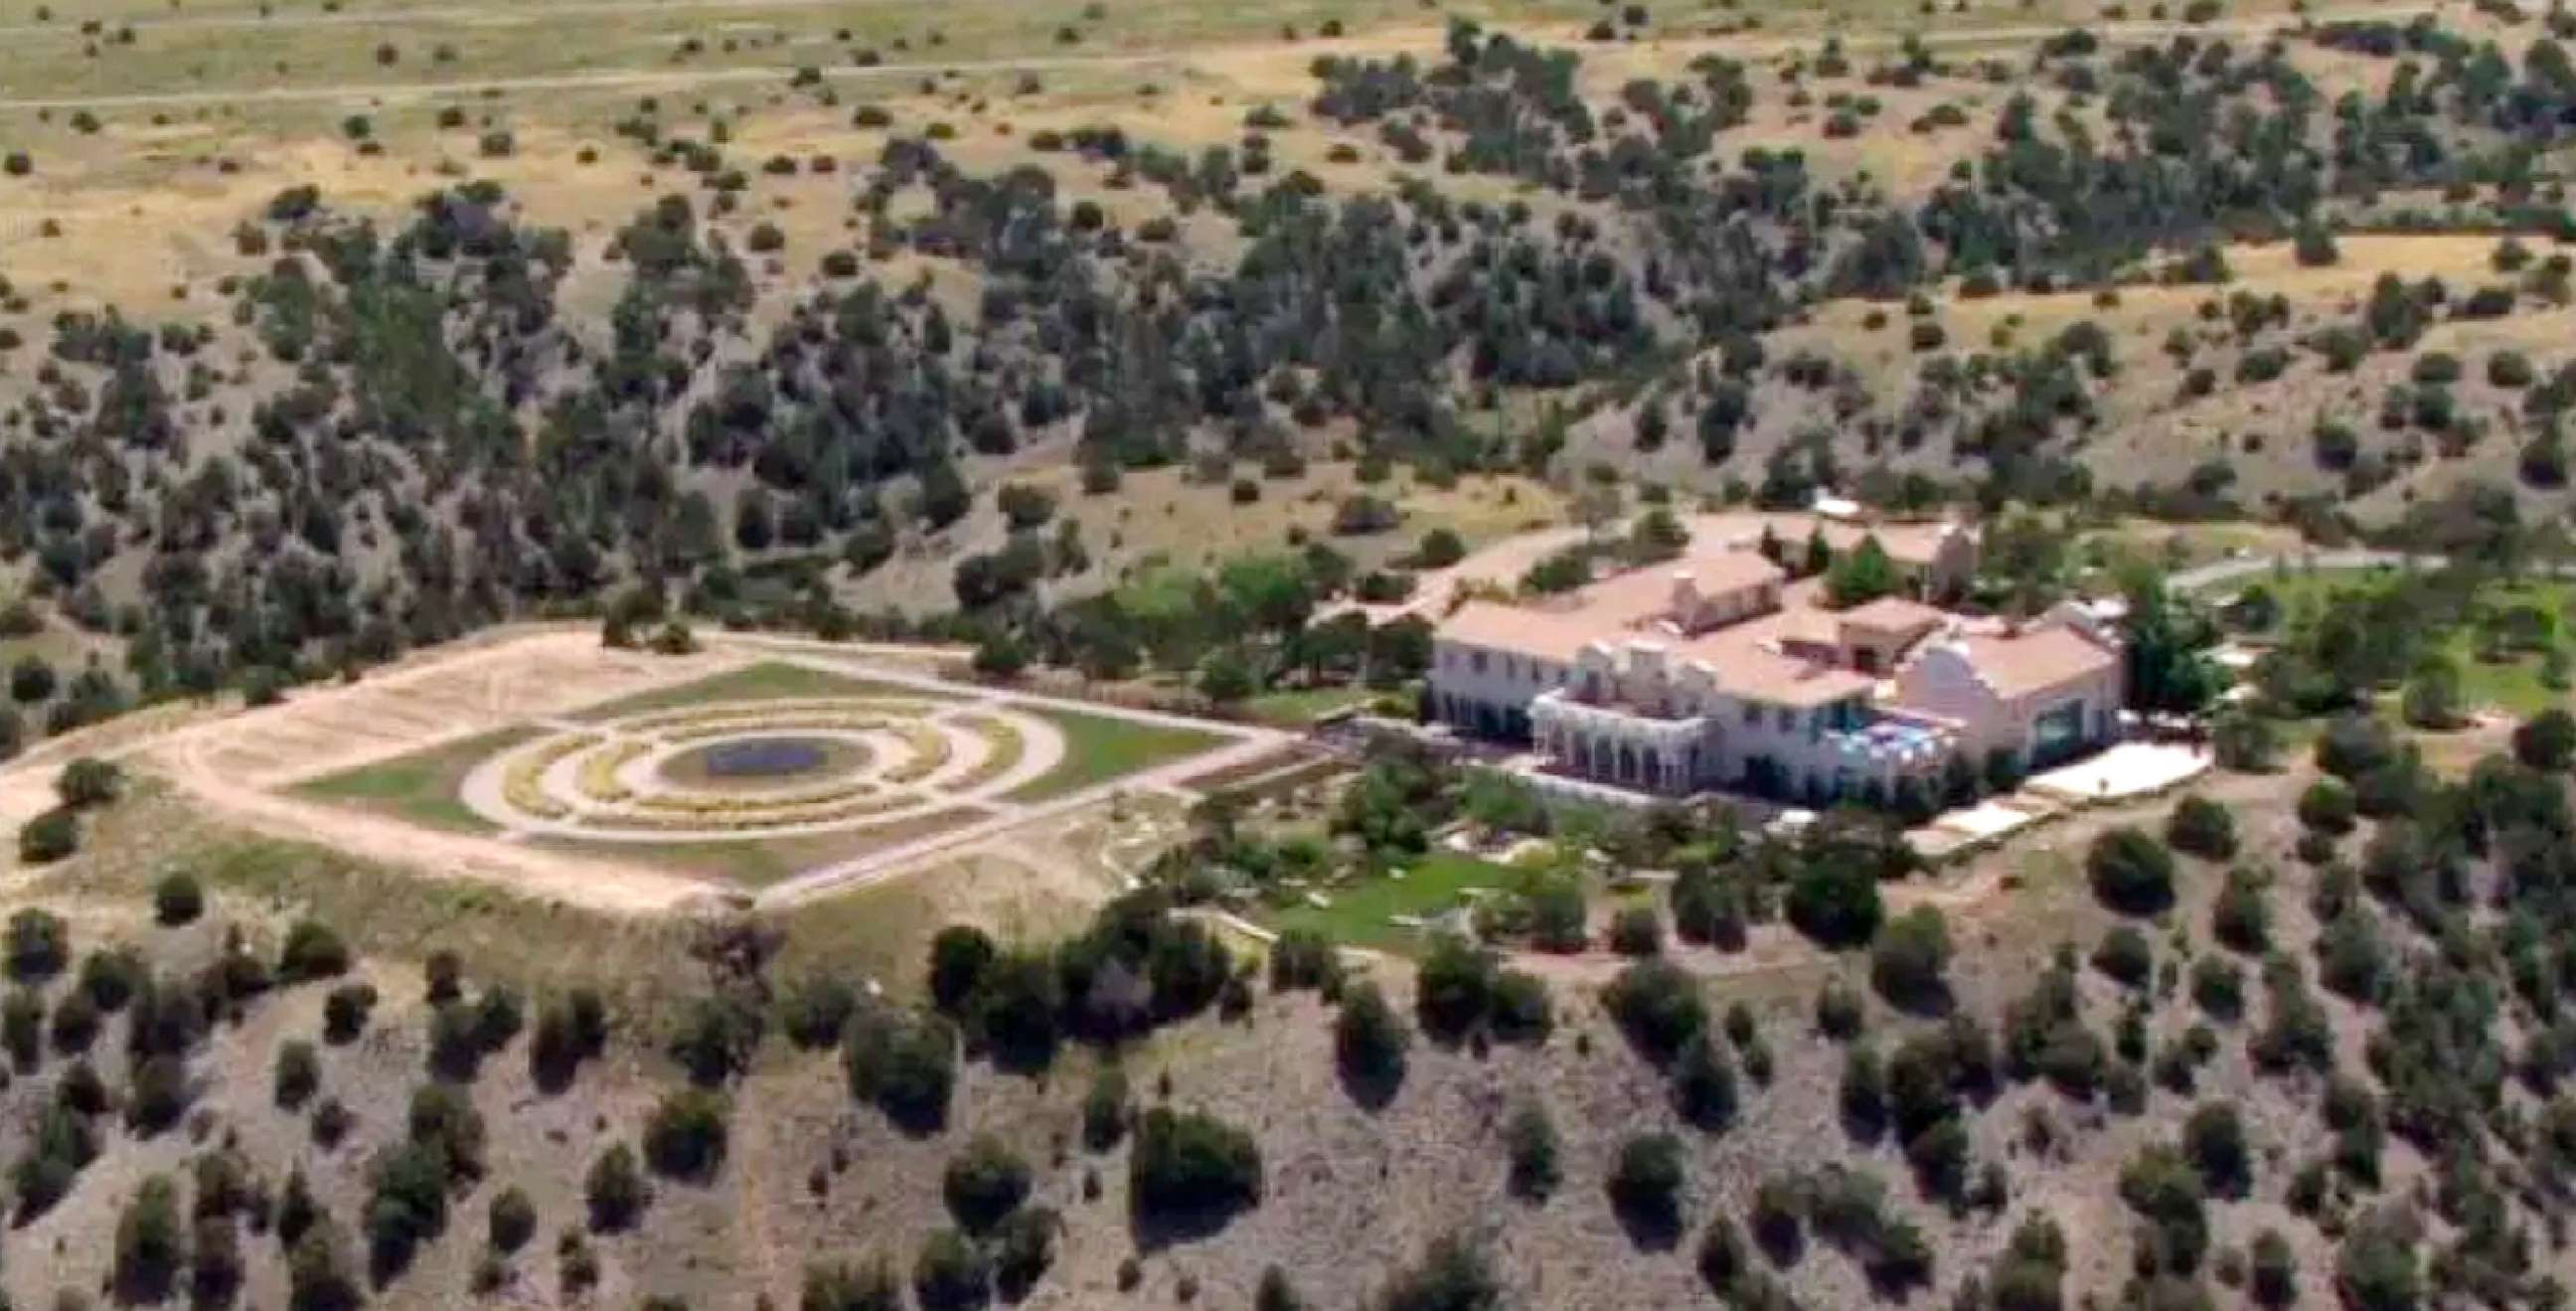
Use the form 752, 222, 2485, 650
1776, 708, 1794, 734
1742, 702, 1761, 727
1471, 651, 1489, 675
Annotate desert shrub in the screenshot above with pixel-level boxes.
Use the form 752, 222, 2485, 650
844, 1007, 957, 1134
1267, 927, 1337, 991
1784, 850, 1883, 947
5, 908, 68, 983
2190, 955, 2243, 1021
643, 1087, 729, 1180
150, 873, 204, 924
276, 920, 350, 983
1670, 864, 1747, 947
2298, 777, 2357, 833
2087, 828, 2175, 914
2182, 1101, 2251, 1197
274, 1040, 321, 1109
2209, 867, 2271, 953
1413, 934, 1499, 1042
1606, 1132, 1688, 1238
113, 1174, 187, 1303
802, 1256, 901, 1311
1816, 979, 1866, 1040
1, 987, 40, 1068
488, 1187, 537, 1252
584, 1142, 649, 1231
423, 950, 462, 1004
667, 993, 763, 1085
531, 989, 611, 1089
1335, 979, 1409, 1094
286, 1216, 361, 1311
2516, 708, 2576, 770
1604, 958, 1707, 1064
2118, 1145, 2209, 1274
1609, 905, 1663, 956
2250, 1228, 2298, 1306
1671, 1033, 1739, 1131
991, 1205, 1060, 1299
18, 808, 77, 864
55, 756, 121, 809
1372, 1232, 1502, 1311
2316, 714, 2395, 779
2092, 926, 2154, 989
1506, 1096, 1559, 1200
780, 973, 858, 1049
1128, 1107, 1262, 1229
321, 983, 376, 1044
912, 1227, 989, 1310
941, 1134, 1032, 1233
1868, 906, 1952, 1010
1488, 968, 1552, 1043
47, 987, 95, 1055
2166, 796, 2236, 859
1081, 1065, 1129, 1151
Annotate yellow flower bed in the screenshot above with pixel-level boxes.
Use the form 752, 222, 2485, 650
659, 713, 889, 743
575, 739, 652, 804
885, 724, 954, 784
583, 791, 921, 832
941, 715, 1026, 791
630, 776, 878, 816
623, 698, 937, 735
501, 733, 599, 821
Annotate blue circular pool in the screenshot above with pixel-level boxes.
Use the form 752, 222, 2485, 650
700, 737, 831, 778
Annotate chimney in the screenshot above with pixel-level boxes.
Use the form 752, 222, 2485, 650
1670, 571, 1700, 633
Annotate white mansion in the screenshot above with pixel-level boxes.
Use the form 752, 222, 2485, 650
1427, 514, 2125, 803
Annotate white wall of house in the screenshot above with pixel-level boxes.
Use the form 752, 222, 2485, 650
1430, 641, 1567, 731
1891, 646, 2122, 766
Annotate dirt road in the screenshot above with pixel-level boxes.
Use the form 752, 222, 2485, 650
0, 3, 2438, 110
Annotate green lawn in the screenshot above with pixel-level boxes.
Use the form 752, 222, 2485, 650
1269, 851, 1522, 953
290, 726, 542, 833
2236, 569, 2575, 718
1000, 706, 1235, 803
1244, 685, 1376, 727
567, 660, 956, 722
1236, 685, 1380, 726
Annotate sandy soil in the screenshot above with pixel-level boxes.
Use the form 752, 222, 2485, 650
0, 628, 747, 914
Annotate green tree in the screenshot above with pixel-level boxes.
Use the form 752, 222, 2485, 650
1606, 1132, 1688, 1239
1128, 1107, 1262, 1228
1825, 536, 1902, 607
643, 1087, 729, 1180
113, 1174, 187, 1303
1867, 906, 1952, 1011
1336, 979, 1410, 1099
2166, 795, 2237, 860
585, 1142, 649, 1231
1506, 1096, 1560, 1200
2122, 571, 2223, 716
941, 1134, 1032, 1233
2087, 827, 2176, 915
2515, 707, 2576, 770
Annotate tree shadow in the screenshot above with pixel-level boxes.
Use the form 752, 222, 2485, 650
1337, 1053, 1404, 1113
1607, 1190, 1684, 1253
1128, 1198, 1253, 1253
1754, 1216, 1805, 1269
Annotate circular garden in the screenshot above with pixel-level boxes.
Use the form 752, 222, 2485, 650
461, 696, 1059, 841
